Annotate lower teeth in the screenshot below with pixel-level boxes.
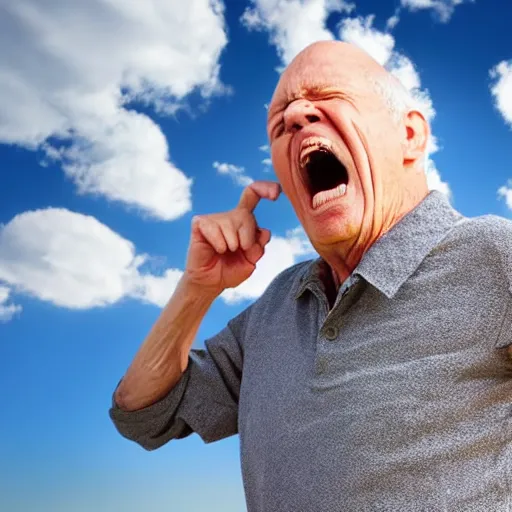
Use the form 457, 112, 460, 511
312, 183, 347, 209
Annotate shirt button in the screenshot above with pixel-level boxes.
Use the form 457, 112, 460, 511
324, 326, 339, 340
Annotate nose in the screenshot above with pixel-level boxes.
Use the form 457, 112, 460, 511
283, 100, 321, 134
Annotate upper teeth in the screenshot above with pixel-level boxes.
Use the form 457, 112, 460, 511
299, 143, 332, 169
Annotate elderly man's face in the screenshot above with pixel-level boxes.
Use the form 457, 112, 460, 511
267, 42, 427, 257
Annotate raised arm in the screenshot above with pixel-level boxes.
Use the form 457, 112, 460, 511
114, 181, 281, 412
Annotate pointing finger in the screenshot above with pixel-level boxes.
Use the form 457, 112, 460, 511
237, 181, 281, 213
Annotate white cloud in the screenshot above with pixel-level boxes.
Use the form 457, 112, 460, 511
132, 269, 184, 308
0, 0, 229, 220
492, 61, 512, 211
259, 144, 273, 170
498, 183, 512, 210
0, 208, 182, 309
425, 159, 450, 197
386, 13, 401, 30
221, 227, 316, 304
0, 286, 22, 323
241, 0, 354, 66
213, 161, 254, 187
400, 0, 473, 23
490, 61, 512, 128
339, 16, 395, 66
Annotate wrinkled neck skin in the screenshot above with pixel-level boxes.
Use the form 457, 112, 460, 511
315, 169, 429, 287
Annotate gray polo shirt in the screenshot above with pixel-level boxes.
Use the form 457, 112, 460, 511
110, 191, 512, 511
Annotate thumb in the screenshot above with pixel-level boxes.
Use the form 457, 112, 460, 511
243, 229, 271, 265
257, 228, 271, 247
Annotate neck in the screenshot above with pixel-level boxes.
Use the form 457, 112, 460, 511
321, 243, 365, 286
318, 184, 430, 287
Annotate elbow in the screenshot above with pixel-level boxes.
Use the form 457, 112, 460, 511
113, 379, 144, 412
113, 385, 126, 410
113, 384, 132, 412
109, 407, 166, 451
136, 437, 167, 452
109, 369, 191, 451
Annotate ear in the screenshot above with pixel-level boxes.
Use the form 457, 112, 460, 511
402, 110, 429, 168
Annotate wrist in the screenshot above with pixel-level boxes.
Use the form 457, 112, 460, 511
179, 273, 221, 305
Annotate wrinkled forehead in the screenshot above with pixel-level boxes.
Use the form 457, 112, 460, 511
268, 45, 380, 122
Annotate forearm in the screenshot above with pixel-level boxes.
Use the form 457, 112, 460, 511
114, 275, 218, 412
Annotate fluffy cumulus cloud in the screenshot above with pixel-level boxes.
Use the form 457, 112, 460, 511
133, 269, 184, 308
221, 227, 316, 304
0, 286, 22, 323
400, 0, 473, 23
339, 16, 395, 66
0, 208, 316, 315
492, 60, 512, 210
497, 184, 512, 211
241, 0, 355, 66
490, 61, 512, 128
0, 0, 229, 220
213, 161, 254, 187
0, 208, 183, 310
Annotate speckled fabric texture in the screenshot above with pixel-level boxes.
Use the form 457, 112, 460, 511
110, 191, 512, 511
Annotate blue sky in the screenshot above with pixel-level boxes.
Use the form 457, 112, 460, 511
0, 0, 511, 510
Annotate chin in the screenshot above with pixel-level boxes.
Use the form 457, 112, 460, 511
307, 222, 355, 246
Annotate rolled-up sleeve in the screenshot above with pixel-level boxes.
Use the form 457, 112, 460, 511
109, 308, 248, 451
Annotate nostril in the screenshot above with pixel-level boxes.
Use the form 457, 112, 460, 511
288, 113, 320, 133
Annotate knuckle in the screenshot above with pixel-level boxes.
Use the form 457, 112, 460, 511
229, 208, 243, 221
217, 211, 234, 225
221, 221, 236, 238
220, 215, 233, 231
240, 209, 255, 225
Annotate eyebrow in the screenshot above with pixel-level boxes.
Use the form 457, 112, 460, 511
267, 92, 305, 121
267, 98, 287, 120
268, 84, 348, 119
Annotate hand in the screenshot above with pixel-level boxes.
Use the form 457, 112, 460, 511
184, 181, 281, 295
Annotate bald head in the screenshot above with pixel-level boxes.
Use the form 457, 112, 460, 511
291, 40, 386, 75
270, 41, 412, 125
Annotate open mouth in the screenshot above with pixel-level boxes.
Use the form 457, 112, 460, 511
300, 146, 349, 209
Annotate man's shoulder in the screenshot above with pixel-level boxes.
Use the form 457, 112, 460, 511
450, 213, 512, 277
224, 259, 314, 336
259, 259, 314, 302
453, 213, 512, 246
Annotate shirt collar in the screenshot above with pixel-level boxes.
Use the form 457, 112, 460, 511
295, 191, 464, 300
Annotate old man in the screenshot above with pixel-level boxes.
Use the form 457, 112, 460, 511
110, 41, 512, 511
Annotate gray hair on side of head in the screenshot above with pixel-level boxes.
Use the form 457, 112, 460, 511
370, 72, 417, 124
370, 71, 431, 173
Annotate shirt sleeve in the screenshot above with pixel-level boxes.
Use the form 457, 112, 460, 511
109, 308, 249, 451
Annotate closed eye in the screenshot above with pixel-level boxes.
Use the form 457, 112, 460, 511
273, 122, 284, 139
